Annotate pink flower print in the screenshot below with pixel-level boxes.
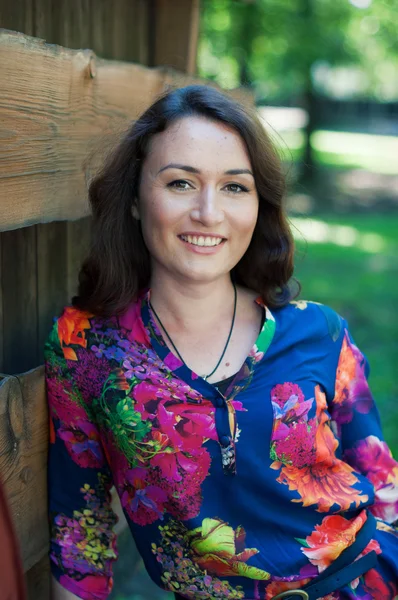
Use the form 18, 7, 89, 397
47, 376, 88, 425
150, 448, 192, 482
58, 421, 104, 468
133, 381, 172, 419
153, 447, 211, 520
271, 383, 305, 408
274, 419, 317, 468
271, 383, 313, 443
164, 351, 184, 371
249, 344, 264, 363
157, 402, 217, 451
59, 574, 111, 600
121, 467, 168, 525
165, 377, 203, 403
344, 435, 398, 523
119, 300, 150, 347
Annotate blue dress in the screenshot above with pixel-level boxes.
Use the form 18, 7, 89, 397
45, 293, 398, 599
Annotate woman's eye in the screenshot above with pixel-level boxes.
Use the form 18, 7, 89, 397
224, 183, 249, 194
167, 180, 193, 190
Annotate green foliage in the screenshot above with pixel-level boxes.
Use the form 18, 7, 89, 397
199, 0, 398, 101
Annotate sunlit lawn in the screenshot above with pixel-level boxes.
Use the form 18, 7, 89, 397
276, 129, 398, 174
292, 213, 398, 456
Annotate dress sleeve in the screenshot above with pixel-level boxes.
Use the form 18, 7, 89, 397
329, 321, 398, 525
45, 316, 118, 600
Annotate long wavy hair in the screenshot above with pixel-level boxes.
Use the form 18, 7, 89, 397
73, 85, 299, 316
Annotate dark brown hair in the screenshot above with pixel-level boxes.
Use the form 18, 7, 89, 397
73, 85, 298, 316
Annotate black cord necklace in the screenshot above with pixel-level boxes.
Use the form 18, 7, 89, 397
148, 281, 237, 381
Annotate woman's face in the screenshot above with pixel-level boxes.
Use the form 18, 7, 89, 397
137, 116, 259, 285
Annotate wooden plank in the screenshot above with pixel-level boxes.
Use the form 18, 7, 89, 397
0, 367, 49, 572
136, 0, 150, 66
1, 227, 39, 373
25, 555, 50, 600
36, 222, 68, 358
89, 0, 150, 63
67, 217, 92, 302
0, 0, 34, 34
151, 0, 200, 73
0, 30, 184, 231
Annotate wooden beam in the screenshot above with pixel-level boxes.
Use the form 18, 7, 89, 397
0, 367, 49, 572
0, 30, 194, 231
151, 0, 200, 73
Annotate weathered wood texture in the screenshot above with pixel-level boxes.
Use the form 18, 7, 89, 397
151, 0, 200, 74
0, 368, 49, 573
0, 30, 199, 231
25, 555, 51, 600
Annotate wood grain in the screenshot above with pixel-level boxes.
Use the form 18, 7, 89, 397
0, 30, 183, 231
25, 555, 51, 600
0, 367, 49, 572
36, 221, 68, 359
1, 227, 39, 373
151, 0, 200, 74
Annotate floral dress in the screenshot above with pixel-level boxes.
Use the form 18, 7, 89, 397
45, 292, 398, 600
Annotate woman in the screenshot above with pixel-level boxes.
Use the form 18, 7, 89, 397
45, 85, 398, 600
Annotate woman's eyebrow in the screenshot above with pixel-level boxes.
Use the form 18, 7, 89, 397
225, 168, 254, 177
157, 163, 253, 176
157, 163, 200, 175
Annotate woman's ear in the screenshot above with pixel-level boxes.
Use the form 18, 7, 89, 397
131, 201, 140, 220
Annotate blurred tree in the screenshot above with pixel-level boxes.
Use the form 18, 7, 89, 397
198, 0, 398, 180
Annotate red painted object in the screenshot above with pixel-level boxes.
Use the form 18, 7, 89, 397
0, 477, 26, 600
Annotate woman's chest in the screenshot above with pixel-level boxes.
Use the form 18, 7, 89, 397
96, 341, 335, 475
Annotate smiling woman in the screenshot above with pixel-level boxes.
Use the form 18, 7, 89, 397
45, 85, 398, 600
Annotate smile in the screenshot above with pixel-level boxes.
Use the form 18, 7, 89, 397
179, 234, 224, 247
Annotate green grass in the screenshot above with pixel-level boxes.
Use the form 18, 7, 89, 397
292, 213, 398, 456
275, 129, 398, 174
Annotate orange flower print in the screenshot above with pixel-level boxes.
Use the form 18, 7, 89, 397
332, 332, 373, 427
314, 386, 338, 465
275, 461, 368, 512
334, 334, 357, 405
57, 307, 92, 361
301, 510, 380, 573
271, 386, 368, 511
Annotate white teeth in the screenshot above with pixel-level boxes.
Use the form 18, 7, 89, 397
180, 235, 223, 247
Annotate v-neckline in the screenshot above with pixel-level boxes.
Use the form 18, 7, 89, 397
139, 290, 276, 400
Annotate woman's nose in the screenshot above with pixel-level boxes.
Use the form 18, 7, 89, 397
190, 187, 224, 226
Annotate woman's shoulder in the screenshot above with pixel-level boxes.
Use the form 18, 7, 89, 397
45, 304, 118, 360
272, 300, 345, 344
47, 297, 149, 357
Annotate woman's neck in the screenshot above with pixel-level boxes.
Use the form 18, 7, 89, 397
149, 273, 235, 334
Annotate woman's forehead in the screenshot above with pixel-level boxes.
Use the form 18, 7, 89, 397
145, 116, 252, 171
